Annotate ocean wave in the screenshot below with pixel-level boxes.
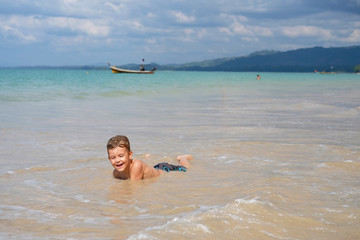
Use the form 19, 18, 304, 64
127, 198, 273, 239
126, 195, 345, 240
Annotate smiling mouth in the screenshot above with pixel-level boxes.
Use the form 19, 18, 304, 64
115, 163, 124, 168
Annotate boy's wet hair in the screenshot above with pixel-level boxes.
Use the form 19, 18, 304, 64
107, 135, 131, 152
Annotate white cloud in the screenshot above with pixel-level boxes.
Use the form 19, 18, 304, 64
0, 15, 40, 43
242, 36, 259, 42
146, 38, 157, 44
218, 15, 273, 40
104, 1, 122, 13
343, 29, 360, 42
231, 22, 254, 36
218, 14, 254, 36
184, 28, 194, 35
218, 27, 232, 35
281, 25, 332, 39
0, 14, 110, 45
181, 28, 195, 42
172, 11, 195, 23
0, 24, 37, 43
47, 17, 110, 37
197, 28, 208, 38
253, 26, 273, 37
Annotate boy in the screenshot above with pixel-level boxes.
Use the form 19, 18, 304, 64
106, 135, 193, 180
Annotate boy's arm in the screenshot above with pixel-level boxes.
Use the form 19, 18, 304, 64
113, 169, 122, 179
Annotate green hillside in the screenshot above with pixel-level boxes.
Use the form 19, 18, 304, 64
164, 46, 360, 72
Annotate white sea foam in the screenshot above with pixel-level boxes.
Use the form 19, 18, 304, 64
127, 198, 269, 239
73, 194, 91, 203
0, 204, 61, 222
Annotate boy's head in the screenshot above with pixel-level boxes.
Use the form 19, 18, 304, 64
107, 135, 131, 153
107, 135, 133, 174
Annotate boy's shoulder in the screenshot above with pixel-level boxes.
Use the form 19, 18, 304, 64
131, 158, 146, 168
132, 158, 162, 180
129, 158, 147, 180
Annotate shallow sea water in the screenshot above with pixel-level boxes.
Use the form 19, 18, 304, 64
0, 69, 359, 239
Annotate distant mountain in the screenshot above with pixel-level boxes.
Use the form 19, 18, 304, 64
161, 46, 360, 72
7, 46, 357, 72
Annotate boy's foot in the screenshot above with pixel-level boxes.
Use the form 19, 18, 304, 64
177, 155, 193, 168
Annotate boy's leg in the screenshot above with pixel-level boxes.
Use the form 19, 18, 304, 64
177, 155, 193, 169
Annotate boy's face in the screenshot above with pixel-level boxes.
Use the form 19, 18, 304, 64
108, 146, 133, 173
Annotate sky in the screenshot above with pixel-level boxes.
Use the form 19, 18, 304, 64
0, 0, 359, 66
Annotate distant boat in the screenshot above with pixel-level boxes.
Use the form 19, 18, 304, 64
314, 69, 336, 74
108, 63, 156, 74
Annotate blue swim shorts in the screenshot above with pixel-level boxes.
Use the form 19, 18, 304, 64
153, 162, 187, 172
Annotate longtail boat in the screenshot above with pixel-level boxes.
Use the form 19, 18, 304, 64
314, 69, 336, 74
108, 63, 156, 74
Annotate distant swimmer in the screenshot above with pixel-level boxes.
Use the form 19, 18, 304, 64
106, 135, 193, 180
256, 74, 261, 80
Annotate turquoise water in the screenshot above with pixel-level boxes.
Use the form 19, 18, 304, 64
0, 69, 359, 239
